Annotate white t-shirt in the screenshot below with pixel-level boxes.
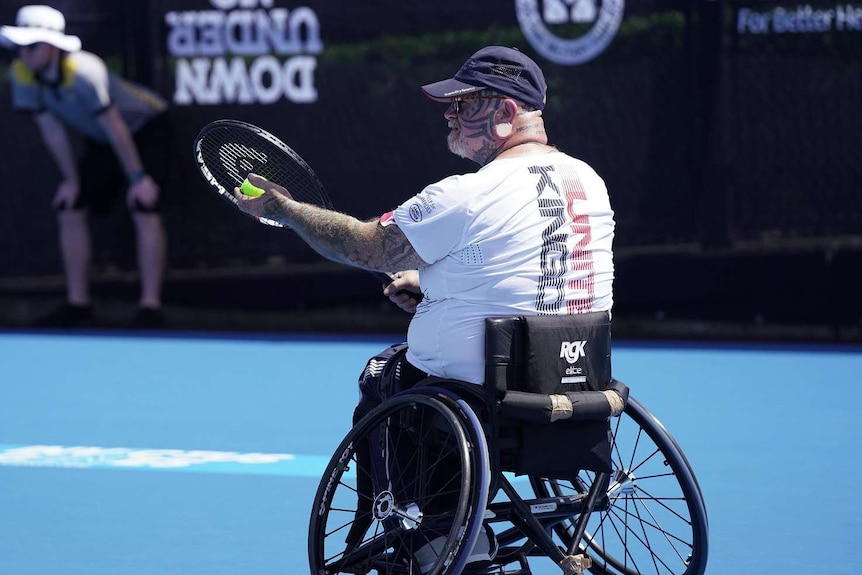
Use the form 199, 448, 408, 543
393, 151, 615, 384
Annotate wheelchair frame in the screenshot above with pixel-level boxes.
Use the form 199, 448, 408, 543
308, 381, 708, 575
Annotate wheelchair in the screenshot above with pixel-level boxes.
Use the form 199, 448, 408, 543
309, 313, 709, 575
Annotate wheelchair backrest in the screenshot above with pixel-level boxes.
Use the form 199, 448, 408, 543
482, 312, 619, 477
484, 311, 612, 397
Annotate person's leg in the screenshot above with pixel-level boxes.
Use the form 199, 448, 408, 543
57, 209, 91, 306
43, 138, 106, 326
33, 208, 94, 326
129, 113, 172, 318
131, 211, 166, 309
354, 344, 412, 499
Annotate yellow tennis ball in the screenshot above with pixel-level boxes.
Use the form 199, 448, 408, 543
240, 178, 265, 197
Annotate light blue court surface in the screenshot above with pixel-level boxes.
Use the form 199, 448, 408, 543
1, 330, 861, 575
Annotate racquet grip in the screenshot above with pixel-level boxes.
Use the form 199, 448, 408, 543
368, 270, 397, 285
368, 270, 423, 301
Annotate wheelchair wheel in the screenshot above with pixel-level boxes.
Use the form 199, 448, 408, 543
530, 396, 709, 575
309, 393, 489, 575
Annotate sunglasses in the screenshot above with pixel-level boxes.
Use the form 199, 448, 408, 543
451, 95, 507, 114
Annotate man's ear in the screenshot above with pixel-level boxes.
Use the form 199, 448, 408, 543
494, 98, 519, 139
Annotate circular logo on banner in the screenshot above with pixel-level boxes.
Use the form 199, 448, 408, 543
516, 0, 625, 66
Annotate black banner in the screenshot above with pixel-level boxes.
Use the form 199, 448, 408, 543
1, 0, 860, 328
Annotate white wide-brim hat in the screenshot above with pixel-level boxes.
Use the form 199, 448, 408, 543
0, 5, 81, 52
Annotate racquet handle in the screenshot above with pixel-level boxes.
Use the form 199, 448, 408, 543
368, 270, 423, 301
368, 270, 397, 285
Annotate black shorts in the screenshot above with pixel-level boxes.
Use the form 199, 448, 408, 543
71, 112, 173, 214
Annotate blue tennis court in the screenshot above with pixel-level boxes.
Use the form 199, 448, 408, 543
1, 330, 861, 575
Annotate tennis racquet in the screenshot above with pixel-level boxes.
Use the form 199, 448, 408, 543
193, 119, 396, 286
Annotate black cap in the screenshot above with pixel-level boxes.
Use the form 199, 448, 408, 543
421, 46, 547, 111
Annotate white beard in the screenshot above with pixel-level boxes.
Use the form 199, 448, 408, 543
447, 131, 470, 159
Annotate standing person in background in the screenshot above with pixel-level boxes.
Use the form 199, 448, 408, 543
0, 5, 170, 328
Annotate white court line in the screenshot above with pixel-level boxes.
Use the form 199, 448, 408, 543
0, 443, 335, 477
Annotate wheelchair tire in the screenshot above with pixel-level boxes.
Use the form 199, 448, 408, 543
308, 393, 488, 575
530, 396, 709, 575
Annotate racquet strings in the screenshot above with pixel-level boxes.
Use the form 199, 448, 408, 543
196, 120, 396, 286
198, 123, 333, 209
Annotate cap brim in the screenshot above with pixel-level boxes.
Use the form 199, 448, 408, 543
421, 77, 485, 102
0, 26, 81, 52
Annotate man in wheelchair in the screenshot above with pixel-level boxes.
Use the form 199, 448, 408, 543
231, 46, 652, 573
342, 46, 614, 572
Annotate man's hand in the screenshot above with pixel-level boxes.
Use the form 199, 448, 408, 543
232, 173, 294, 224
127, 174, 159, 209
384, 270, 422, 313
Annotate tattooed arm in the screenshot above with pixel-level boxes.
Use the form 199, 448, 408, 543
234, 173, 427, 272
